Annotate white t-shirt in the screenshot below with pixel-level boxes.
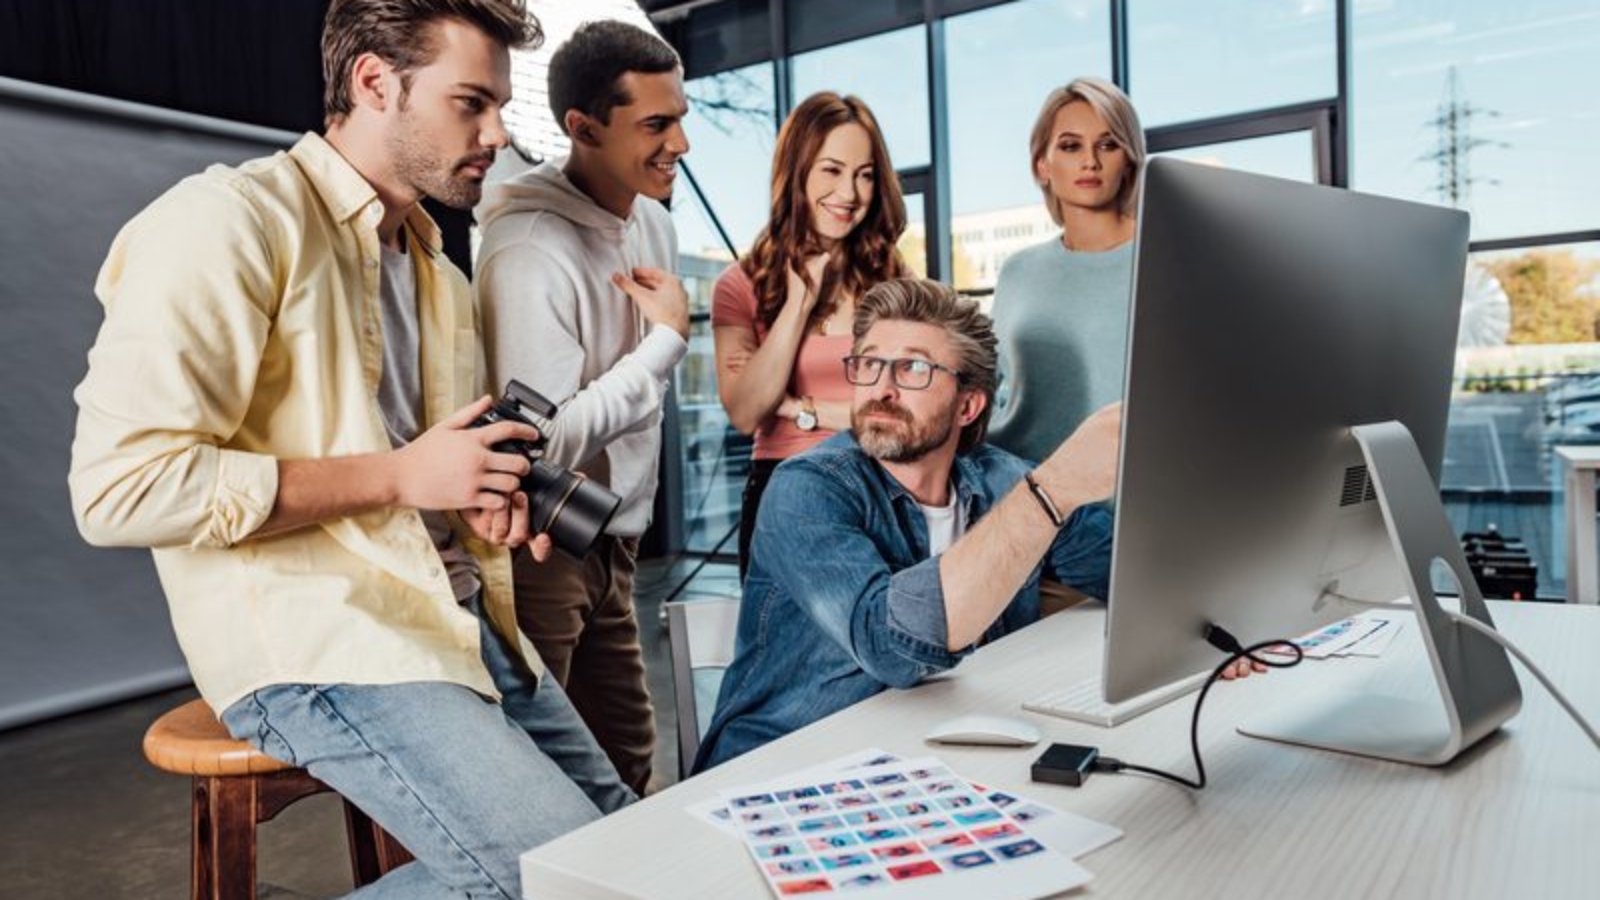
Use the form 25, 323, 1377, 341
919, 486, 968, 557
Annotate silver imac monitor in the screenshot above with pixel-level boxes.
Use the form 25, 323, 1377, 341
1103, 158, 1521, 766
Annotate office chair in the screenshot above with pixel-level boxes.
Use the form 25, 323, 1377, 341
664, 598, 740, 779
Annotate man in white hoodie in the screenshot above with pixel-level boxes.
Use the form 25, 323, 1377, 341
475, 20, 690, 794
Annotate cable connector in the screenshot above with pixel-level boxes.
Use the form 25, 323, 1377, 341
1204, 623, 1245, 655
1031, 743, 1100, 787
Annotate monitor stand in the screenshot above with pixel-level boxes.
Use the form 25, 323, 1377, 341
1238, 420, 1523, 766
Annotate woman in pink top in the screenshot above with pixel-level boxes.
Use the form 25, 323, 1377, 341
713, 92, 909, 577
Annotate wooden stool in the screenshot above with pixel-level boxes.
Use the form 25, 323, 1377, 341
144, 699, 414, 900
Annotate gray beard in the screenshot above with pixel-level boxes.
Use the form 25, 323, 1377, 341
856, 417, 954, 463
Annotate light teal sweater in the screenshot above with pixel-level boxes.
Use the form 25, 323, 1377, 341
987, 238, 1134, 464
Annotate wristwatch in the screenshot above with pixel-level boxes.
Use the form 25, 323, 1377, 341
795, 396, 819, 432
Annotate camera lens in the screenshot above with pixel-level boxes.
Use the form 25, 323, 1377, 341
522, 462, 621, 558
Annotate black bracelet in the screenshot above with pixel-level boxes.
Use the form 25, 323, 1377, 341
1023, 472, 1065, 528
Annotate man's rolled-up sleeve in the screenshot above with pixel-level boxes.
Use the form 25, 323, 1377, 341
755, 461, 966, 689
1047, 504, 1114, 600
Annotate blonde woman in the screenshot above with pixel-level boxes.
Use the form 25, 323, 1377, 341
988, 77, 1146, 465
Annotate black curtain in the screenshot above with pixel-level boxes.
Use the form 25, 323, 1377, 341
0, 0, 475, 272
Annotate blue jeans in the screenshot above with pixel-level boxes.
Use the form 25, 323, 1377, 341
221, 595, 635, 899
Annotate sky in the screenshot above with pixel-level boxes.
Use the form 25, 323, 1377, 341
669, 0, 1599, 259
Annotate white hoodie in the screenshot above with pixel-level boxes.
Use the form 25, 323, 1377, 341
475, 159, 686, 537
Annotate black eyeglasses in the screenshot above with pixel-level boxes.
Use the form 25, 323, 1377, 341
842, 355, 964, 391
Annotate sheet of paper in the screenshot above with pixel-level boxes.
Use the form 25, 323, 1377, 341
688, 748, 1122, 860
720, 756, 1093, 899
1314, 617, 1390, 657
687, 748, 902, 836
1263, 610, 1410, 661
1289, 617, 1363, 659
1336, 611, 1405, 657
970, 782, 1121, 860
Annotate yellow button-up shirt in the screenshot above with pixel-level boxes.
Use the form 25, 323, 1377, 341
69, 133, 541, 713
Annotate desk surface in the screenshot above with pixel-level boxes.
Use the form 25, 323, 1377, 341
521, 602, 1599, 899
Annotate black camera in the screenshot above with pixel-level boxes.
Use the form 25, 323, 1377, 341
472, 380, 621, 558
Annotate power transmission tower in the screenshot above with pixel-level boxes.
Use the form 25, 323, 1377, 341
1419, 66, 1508, 208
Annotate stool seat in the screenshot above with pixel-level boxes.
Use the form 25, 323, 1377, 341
144, 699, 293, 776
144, 698, 411, 899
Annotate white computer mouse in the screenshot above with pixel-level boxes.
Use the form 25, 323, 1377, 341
924, 714, 1041, 747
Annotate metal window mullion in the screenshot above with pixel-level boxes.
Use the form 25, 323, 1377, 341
899, 167, 933, 193
1469, 231, 1600, 254
1145, 100, 1336, 153
1110, 0, 1130, 92
925, 7, 953, 283
1313, 107, 1335, 186
1334, 0, 1353, 188
771, 0, 792, 116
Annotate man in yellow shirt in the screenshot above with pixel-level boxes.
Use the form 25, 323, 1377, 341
68, 2, 631, 896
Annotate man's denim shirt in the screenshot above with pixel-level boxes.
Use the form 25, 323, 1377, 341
693, 431, 1112, 772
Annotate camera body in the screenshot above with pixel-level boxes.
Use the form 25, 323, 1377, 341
471, 380, 621, 558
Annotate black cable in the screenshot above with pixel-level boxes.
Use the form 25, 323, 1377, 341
1093, 625, 1304, 790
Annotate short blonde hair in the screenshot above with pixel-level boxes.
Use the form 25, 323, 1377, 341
1028, 76, 1146, 224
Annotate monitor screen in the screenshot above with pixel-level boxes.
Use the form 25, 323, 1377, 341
1103, 157, 1470, 704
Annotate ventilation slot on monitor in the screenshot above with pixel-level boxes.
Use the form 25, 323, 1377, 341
1340, 465, 1378, 507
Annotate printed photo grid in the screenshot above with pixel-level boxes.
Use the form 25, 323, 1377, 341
718, 757, 1092, 899
688, 747, 1121, 862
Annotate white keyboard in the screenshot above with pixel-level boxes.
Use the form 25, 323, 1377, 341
1022, 671, 1211, 728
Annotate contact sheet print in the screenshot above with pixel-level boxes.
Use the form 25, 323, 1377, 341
714, 755, 1101, 898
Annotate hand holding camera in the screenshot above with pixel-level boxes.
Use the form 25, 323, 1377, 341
466, 381, 622, 558
392, 395, 535, 513
390, 386, 619, 558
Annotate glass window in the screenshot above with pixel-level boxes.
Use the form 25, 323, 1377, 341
1153, 130, 1318, 184
673, 308, 746, 554
675, 64, 777, 264
1353, 0, 1600, 242
1128, 0, 1336, 127
898, 191, 928, 277
671, 65, 775, 553
946, 0, 1111, 291
792, 25, 931, 168
1447, 241, 1600, 599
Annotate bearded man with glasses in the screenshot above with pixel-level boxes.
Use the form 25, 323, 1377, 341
693, 278, 1121, 771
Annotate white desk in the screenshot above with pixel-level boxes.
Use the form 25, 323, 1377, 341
1557, 445, 1600, 604
521, 602, 1600, 899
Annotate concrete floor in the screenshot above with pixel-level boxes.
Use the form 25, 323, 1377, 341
0, 558, 738, 900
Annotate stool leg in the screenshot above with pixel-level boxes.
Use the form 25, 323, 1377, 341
195, 775, 259, 900
377, 824, 415, 874
190, 778, 211, 900
342, 800, 384, 887
343, 799, 416, 886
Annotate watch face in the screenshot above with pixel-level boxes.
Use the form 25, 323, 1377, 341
796, 410, 818, 431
